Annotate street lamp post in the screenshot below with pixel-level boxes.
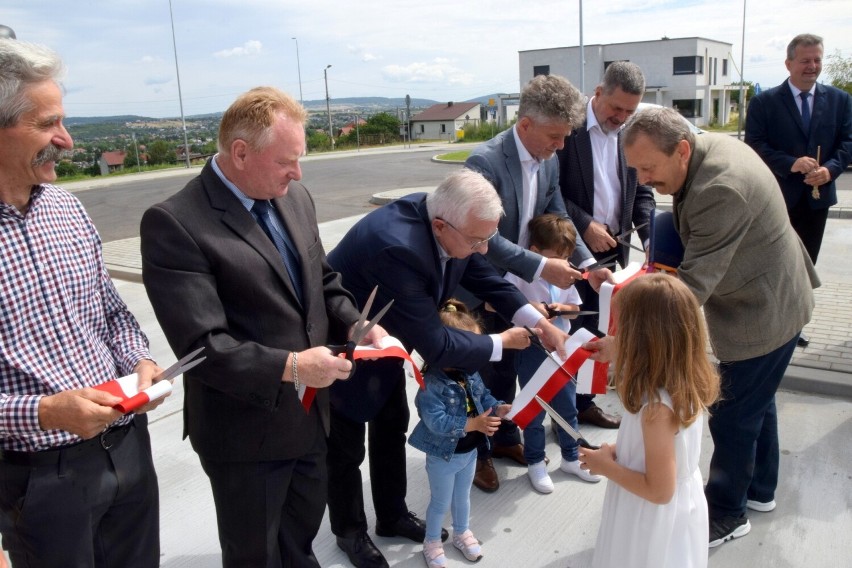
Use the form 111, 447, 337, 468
291, 37, 303, 105
168, 0, 192, 168
324, 65, 334, 150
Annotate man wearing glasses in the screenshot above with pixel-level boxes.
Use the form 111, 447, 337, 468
325, 169, 568, 568
463, 74, 609, 491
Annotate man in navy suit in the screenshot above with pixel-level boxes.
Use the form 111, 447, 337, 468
325, 170, 568, 568
746, 33, 852, 265
557, 61, 655, 429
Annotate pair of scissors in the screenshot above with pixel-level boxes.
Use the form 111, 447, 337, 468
614, 222, 649, 254
535, 395, 600, 449
156, 346, 206, 381
540, 302, 598, 319
571, 253, 618, 274
523, 326, 576, 385
329, 286, 394, 379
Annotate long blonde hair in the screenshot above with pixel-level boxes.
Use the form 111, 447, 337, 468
613, 274, 719, 426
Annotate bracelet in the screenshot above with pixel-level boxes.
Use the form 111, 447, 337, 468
292, 352, 300, 392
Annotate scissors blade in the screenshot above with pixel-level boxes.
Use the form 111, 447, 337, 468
523, 326, 576, 383
351, 298, 394, 346
585, 253, 619, 272
156, 346, 205, 382
350, 286, 378, 344
535, 395, 599, 449
615, 222, 649, 253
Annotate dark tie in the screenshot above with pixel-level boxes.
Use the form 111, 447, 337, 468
800, 91, 811, 131
251, 200, 303, 302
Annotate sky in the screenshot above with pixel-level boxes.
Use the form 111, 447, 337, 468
3, 0, 851, 118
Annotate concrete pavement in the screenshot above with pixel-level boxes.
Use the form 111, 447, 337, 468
66, 151, 852, 567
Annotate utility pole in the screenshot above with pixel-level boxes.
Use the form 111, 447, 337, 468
324, 65, 334, 150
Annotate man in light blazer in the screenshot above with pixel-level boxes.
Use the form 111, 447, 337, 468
463, 74, 609, 491
745, 33, 852, 265
557, 62, 655, 430
620, 107, 819, 549
140, 87, 386, 567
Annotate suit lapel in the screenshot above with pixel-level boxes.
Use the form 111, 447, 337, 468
271, 197, 306, 307
502, 132, 525, 217
780, 82, 809, 136
575, 127, 595, 207
810, 83, 827, 139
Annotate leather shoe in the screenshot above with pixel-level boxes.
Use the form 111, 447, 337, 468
797, 332, 809, 347
336, 532, 389, 568
376, 510, 448, 543
577, 405, 621, 429
473, 457, 499, 492
491, 443, 527, 465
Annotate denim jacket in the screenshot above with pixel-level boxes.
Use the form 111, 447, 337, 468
408, 368, 502, 461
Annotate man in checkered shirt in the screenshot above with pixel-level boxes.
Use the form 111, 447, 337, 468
0, 39, 164, 566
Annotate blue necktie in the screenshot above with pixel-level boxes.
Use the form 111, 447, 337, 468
251, 200, 303, 303
800, 91, 811, 131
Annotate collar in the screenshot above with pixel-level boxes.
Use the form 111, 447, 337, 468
586, 97, 619, 137
787, 79, 816, 99
211, 154, 256, 212
512, 124, 538, 166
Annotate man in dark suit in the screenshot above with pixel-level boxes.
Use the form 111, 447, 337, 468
326, 169, 568, 568
746, 33, 852, 265
464, 74, 610, 490
140, 87, 386, 567
557, 61, 655, 429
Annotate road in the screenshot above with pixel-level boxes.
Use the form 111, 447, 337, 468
71, 146, 463, 242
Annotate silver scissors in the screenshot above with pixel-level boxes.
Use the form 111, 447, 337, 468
329, 285, 394, 379
156, 346, 206, 381
535, 395, 600, 449
571, 253, 618, 274
614, 222, 649, 254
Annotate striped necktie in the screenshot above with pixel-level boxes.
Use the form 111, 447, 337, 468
251, 200, 304, 303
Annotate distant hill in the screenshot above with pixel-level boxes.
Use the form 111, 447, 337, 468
65, 115, 156, 126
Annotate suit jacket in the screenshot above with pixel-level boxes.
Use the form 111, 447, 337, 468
745, 79, 852, 210
556, 122, 655, 267
465, 128, 592, 282
674, 134, 820, 361
326, 193, 530, 422
140, 160, 360, 462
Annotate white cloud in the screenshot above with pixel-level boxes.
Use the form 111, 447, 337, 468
382, 59, 474, 86
213, 40, 263, 58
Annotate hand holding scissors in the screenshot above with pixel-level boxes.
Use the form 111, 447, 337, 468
328, 286, 394, 379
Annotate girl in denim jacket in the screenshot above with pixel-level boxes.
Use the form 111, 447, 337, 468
408, 300, 513, 568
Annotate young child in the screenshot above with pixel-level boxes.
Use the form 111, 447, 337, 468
408, 299, 518, 567
579, 273, 720, 568
504, 213, 601, 493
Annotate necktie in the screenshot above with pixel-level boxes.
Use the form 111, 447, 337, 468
251, 200, 303, 303
800, 91, 811, 131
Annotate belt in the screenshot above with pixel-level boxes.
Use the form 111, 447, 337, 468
0, 422, 133, 467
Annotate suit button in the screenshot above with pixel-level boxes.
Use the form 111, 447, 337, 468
263, 400, 271, 407
306, 323, 314, 333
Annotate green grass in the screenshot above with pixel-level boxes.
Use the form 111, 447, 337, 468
435, 150, 471, 162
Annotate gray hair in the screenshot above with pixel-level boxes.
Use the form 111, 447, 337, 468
427, 169, 504, 227
601, 61, 645, 96
518, 74, 585, 128
623, 106, 695, 155
0, 40, 64, 128
787, 34, 823, 61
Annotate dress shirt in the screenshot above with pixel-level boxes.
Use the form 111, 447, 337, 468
0, 185, 150, 451
586, 97, 622, 234
787, 81, 815, 116
511, 126, 550, 279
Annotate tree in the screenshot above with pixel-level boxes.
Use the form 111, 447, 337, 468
147, 139, 176, 165
55, 161, 80, 178
825, 49, 852, 96
360, 112, 400, 144
729, 80, 754, 105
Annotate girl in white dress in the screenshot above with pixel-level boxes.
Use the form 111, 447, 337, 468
579, 274, 720, 568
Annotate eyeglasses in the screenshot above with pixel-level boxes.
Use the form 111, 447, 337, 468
437, 217, 499, 251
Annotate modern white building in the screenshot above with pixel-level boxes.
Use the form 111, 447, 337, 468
519, 37, 737, 127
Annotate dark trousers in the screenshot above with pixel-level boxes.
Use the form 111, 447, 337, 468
199, 424, 327, 568
788, 191, 830, 263
0, 415, 159, 567
474, 308, 522, 452
326, 368, 410, 536
704, 334, 799, 519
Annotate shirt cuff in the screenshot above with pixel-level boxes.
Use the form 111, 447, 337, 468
488, 334, 503, 362
511, 304, 545, 330
532, 255, 547, 280
0, 394, 45, 437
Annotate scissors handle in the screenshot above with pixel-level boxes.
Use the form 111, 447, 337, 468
328, 342, 357, 379
578, 437, 600, 450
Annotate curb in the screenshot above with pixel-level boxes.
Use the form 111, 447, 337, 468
781, 365, 852, 401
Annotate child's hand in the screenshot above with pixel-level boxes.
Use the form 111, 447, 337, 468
494, 404, 511, 418
578, 442, 617, 478
467, 408, 501, 435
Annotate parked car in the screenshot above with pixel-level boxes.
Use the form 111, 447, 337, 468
635, 102, 704, 134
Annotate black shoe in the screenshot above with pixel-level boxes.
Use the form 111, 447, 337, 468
336, 532, 389, 568
797, 332, 810, 347
708, 514, 751, 548
375, 511, 448, 543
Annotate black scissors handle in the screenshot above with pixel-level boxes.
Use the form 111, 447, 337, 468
328, 341, 357, 379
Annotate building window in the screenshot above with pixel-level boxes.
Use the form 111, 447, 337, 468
441, 124, 446, 133
420, 124, 425, 134
673, 56, 704, 75
533, 65, 550, 77
672, 99, 702, 118
722, 59, 728, 76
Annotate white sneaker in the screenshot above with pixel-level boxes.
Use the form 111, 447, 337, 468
560, 459, 601, 483
452, 529, 483, 562
527, 461, 554, 493
423, 539, 447, 567
746, 499, 776, 512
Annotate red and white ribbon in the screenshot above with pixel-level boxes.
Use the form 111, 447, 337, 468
299, 336, 424, 412
94, 373, 173, 414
